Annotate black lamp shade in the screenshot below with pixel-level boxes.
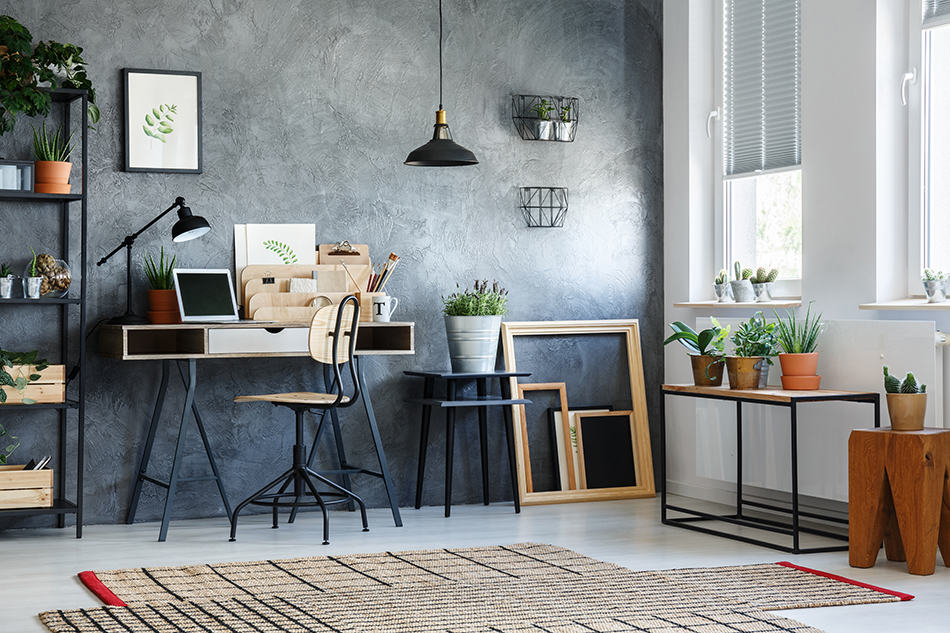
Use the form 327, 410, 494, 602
171, 206, 211, 242
405, 110, 478, 167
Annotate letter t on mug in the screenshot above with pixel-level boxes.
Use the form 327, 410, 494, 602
371, 295, 398, 322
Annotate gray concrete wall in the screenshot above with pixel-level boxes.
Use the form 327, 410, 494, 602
0, 0, 662, 528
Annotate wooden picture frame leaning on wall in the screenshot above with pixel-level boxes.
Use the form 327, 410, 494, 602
500, 319, 654, 506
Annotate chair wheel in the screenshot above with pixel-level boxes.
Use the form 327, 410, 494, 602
229, 538, 236, 542
322, 540, 330, 545
362, 528, 370, 532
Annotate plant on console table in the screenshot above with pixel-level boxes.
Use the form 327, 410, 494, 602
774, 301, 823, 390
663, 320, 730, 387
144, 247, 179, 324
883, 366, 926, 431
442, 279, 508, 373
726, 311, 778, 390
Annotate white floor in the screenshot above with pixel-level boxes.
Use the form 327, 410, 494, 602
2, 499, 948, 633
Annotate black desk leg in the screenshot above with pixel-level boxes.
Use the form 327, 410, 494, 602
790, 401, 800, 553
414, 377, 434, 509
127, 359, 170, 524
159, 360, 199, 542
356, 357, 403, 527
660, 391, 667, 523
874, 395, 881, 428
444, 381, 457, 517
477, 378, 490, 505
736, 401, 743, 519
323, 364, 355, 512
499, 378, 520, 513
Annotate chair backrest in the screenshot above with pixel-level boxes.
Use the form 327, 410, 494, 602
308, 296, 360, 407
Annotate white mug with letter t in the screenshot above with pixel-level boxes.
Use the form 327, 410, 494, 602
372, 295, 398, 322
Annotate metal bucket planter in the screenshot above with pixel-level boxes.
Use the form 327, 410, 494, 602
445, 315, 503, 373
553, 120, 575, 141
531, 119, 554, 141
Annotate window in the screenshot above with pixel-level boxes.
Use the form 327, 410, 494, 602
921, 5, 950, 274
719, 0, 802, 291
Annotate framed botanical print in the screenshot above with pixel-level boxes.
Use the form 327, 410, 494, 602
123, 69, 202, 173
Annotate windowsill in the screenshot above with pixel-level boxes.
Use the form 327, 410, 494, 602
673, 299, 802, 309
859, 298, 950, 310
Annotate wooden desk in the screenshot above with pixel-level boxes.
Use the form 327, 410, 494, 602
98, 322, 414, 541
660, 384, 880, 554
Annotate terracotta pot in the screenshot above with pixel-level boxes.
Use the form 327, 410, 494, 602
779, 352, 819, 377
33, 161, 72, 194
147, 289, 179, 324
690, 354, 724, 387
886, 393, 927, 431
725, 356, 763, 390
781, 375, 822, 390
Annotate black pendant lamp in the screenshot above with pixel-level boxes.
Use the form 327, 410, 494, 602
405, 0, 478, 167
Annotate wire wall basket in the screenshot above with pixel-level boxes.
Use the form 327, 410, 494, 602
511, 95, 578, 142
520, 187, 568, 228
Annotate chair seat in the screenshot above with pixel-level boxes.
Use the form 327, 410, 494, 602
234, 392, 350, 406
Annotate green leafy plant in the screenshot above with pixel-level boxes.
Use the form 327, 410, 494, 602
664, 321, 730, 356
922, 268, 945, 281
0, 263, 11, 277
442, 280, 509, 316
559, 104, 573, 123
262, 240, 298, 264
883, 366, 925, 394
142, 103, 177, 142
731, 311, 778, 360
0, 348, 48, 404
751, 267, 779, 284
27, 247, 38, 277
0, 16, 100, 134
530, 98, 555, 120
32, 121, 74, 161
0, 422, 18, 464
774, 302, 823, 354
714, 269, 728, 285
143, 247, 176, 290
733, 261, 753, 281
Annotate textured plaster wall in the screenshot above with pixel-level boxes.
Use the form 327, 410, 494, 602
0, 0, 662, 528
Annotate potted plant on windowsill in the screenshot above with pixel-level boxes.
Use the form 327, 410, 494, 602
443, 280, 508, 373
529, 98, 555, 140
726, 311, 778, 389
774, 302, 823, 390
883, 366, 926, 430
713, 269, 733, 302
31, 121, 74, 194
144, 247, 179, 324
729, 261, 755, 302
751, 266, 779, 302
663, 320, 730, 386
921, 268, 947, 303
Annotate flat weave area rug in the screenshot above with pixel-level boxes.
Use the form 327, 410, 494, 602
41, 543, 912, 633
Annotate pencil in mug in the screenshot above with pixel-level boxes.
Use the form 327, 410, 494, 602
377, 253, 401, 292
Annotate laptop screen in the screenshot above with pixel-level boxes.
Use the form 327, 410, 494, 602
173, 269, 239, 321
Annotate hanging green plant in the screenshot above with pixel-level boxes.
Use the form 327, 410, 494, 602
0, 348, 49, 404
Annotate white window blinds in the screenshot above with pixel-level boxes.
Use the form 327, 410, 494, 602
723, 0, 801, 177
923, 0, 950, 28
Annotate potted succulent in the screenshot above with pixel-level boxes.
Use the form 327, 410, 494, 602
713, 269, 733, 302
31, 121, 74, 194
774, 302, 823, 390
554, 103, 574, 141
144, 248, 179, 324
751, 266, 779, 302
443, 280, 508, 372
883, 366, 926, 430
22, 248, 42, 299
727, 311, 778, 389
663, 320, 730, 386
0, 263, 13, 299
922, 268, 946, 303
729, 261, 755, 302
529, 98, 555, 140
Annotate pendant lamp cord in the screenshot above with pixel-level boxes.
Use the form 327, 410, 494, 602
438, 0, 443, 110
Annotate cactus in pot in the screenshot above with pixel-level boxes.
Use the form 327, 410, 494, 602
751, 266, 779, 302
713, 268, 732, 302
883, 365, 927, 430
922, 268, 947, 303
729, 260, 755, 302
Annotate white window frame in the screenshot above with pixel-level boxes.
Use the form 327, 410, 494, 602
907, 0, 925, 295
713, 1, 802, 299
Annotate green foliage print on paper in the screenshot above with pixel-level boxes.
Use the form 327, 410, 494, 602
262, 240, 299, 264
142, 104, 177, 143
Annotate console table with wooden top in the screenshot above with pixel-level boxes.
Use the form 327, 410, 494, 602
98, 321, 414, 541
660, 384, 880, 554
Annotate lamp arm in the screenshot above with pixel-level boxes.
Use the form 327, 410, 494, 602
96, 197, 186, 266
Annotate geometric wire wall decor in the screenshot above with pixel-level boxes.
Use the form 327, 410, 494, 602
512, 95, 578, 142
520, 187, 568, 227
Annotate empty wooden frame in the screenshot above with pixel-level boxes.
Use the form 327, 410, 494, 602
501, 319, 654, 505
516, 382, 574, 493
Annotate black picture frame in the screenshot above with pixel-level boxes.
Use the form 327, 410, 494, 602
123, 68, 202, 173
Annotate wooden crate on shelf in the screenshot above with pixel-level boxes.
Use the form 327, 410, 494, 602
0, 465, 53, 509
0, 364, 65, 404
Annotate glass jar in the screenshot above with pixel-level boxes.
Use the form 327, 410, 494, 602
24, 254, 71, 298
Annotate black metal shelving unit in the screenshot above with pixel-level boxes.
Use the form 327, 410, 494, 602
0, 88, 87, 538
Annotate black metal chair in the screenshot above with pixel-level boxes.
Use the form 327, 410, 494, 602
229, 296, 368, 544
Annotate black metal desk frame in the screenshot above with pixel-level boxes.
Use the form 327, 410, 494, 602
406, 370, 531, 517
660, 386, 880, 554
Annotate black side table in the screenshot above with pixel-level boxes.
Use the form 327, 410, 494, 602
405, 370, 531, 516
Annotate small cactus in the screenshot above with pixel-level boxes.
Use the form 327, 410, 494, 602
765, 268, 778, 282
883, 366, 901, 393
922, 384, 927, 393
715, 269, 727, 285
900, 373, 919, 393
750, 267, 780, 284
741, 268, 753, 280
734, 261, 742, 281
923, 268, 945, 281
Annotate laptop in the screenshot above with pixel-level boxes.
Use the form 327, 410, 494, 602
173, 269, 246, 322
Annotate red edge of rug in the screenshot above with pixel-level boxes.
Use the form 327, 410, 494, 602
776, 561, 914, 601
78, 571, 127, 607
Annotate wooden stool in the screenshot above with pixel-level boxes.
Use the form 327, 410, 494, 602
849, 428, 950, 575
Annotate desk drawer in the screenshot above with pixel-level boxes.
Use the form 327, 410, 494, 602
207, 327, 309, 355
